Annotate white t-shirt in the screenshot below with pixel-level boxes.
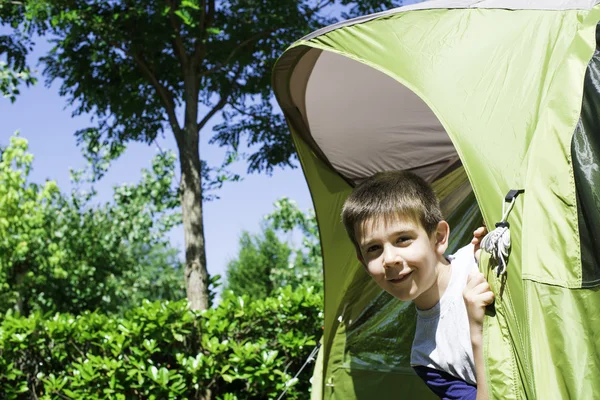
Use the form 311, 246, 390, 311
410, 244, 479, 385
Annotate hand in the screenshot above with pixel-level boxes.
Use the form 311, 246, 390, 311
463, 271, 494, 338
471, 224, 487, 263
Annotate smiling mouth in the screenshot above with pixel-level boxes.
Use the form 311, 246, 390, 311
388, 271, 413, 284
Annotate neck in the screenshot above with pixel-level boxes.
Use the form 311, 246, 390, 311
413, 257, 451, 310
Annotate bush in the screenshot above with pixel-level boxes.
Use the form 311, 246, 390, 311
0, 285, 323, 399
226, 198, 323, 300
0, 133, 184, 316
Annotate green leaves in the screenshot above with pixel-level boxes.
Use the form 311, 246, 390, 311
14, 0, 356, 178
0, 285, 323, 399
225, 229, 291, 299
0, 61, 37, 102
174, 9, 194, 27
181, 0, 200, 11
0, 1, 39, 103
0, 133, 184, 316
225, 197, 323, 299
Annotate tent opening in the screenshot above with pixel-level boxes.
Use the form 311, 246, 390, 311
284, 48, 484, 394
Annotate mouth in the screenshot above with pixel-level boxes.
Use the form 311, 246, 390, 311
387, 270, 413, 284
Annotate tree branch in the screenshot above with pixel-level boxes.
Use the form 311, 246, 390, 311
130, 50, 181, 136
191, 39, 206, 74
108, 41, 178, 128
229, 102, 270, 123
68, 339, 86, 359
165, 0, 190, 67
197, 67, 242, 132
309, 0, 335, 17
198, 0, 207, 32
206, 0, 215, 27
51, 392, 70, 400
199, 29, 275, 77
191, 0, 214, 71
197, 0, 214, 36
198, 96, 228, 133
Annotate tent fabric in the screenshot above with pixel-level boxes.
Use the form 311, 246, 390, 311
274, 4, 600, 400
572, 24, 600, 287
301, 0, 600, 42
306, 50, 459, 185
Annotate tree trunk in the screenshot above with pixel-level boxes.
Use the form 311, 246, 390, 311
177, 124, 210, 311
13, 262, 29, 316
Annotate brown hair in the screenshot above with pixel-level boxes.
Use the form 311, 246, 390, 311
341, 171, 443, 253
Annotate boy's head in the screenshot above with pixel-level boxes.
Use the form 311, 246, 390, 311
341, 170, 450, 307
342, 170, 444, 252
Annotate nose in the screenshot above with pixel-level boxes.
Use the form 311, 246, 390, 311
382, 244, 403, 268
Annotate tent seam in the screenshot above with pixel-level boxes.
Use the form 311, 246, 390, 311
521, 273, 600, 288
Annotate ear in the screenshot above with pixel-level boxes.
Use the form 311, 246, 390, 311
434, 220, 450, 256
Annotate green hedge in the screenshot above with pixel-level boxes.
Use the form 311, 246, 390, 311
0, 285, 323, 399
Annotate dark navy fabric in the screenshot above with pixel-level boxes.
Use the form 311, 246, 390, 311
413, 366, 477, 400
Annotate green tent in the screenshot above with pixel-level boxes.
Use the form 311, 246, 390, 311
273, 1, 600, 399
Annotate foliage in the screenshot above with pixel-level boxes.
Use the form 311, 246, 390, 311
18, 0, 336, 167
226, 197, 323, 299
267, 198, 322, 274
114, 245, 187, 312
0, 0, 37, 102
267, 198, 323, 294
0, 133, 185, 315
0, 284, 323, 399
226, 229, 292, 299
0, 61, 36, 102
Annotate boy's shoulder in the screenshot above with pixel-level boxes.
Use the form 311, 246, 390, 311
448, 243, 478, 276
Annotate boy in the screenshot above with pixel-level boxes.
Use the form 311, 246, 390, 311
341, 170, 494, 400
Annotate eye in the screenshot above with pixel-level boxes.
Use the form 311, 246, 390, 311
396, 236, 412, 244
366, 244, 381, 253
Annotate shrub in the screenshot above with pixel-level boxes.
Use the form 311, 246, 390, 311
0, 285, 323, 399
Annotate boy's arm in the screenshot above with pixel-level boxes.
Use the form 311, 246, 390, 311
463, 272, 495, 400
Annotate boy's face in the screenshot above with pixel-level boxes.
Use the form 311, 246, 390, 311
356, 216, 449, 309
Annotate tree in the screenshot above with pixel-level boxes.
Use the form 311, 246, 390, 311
267, 197, 322, 278
0, 132, 186, 315
226, 228, 292, 299
226, 197, 323, 298
3, 0, 405, 311
0, 0, 36, 101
